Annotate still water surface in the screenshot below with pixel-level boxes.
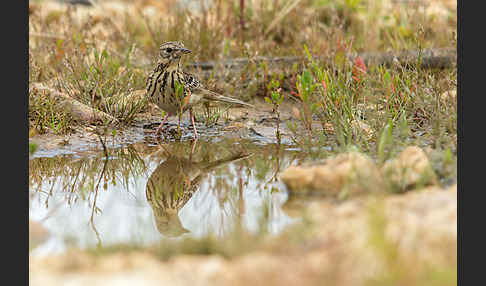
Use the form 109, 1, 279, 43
29, 138, 306, 256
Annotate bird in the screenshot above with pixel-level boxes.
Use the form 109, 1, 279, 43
145, 142, 252, 237
145, 41, 254, 139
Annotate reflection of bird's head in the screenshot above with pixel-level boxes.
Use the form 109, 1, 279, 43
153, 208, 190, 237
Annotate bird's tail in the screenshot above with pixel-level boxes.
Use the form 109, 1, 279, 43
201, 89, 254, 108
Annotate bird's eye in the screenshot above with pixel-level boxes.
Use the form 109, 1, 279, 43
166, 48, 172, 53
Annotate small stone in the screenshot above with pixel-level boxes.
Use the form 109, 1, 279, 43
281, 151, 383, 197
58, 138, 70, 146
85, 126, 95, 132
440, 89, 457, 102
227, 109, 248, 121
382, 146, 438, 192
223, 122, 247, 131
280, 165, 316, 192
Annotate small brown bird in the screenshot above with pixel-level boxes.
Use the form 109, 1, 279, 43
146, 41, 253, 139
145, 144, 251, 237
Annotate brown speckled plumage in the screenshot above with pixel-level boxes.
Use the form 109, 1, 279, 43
146, 41, 253, 138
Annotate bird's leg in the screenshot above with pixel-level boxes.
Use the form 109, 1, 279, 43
177, 112, 182, 138
155, 113, 170, 136
189, 138, 198, 160
189, 108, 198, 140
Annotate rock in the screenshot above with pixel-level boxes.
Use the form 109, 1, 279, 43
281, 151, 383, 197
281, 196, 311, 218
382, 146, 438, 192
223, 122, 247, 131
226, 109, 249, 121
440, 89, 456, 103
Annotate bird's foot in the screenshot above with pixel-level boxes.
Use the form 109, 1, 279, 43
155, 114, 170, 137
155, 124, 167, 136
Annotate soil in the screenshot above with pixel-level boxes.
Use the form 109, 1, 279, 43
29, 99, 299, 157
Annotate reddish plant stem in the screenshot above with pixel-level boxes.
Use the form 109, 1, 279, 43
239, 0, 245, 31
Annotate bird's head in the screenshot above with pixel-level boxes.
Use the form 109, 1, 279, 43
158, 41, 191, 64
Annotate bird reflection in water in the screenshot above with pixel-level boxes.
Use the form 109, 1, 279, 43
145, 140, 251, 237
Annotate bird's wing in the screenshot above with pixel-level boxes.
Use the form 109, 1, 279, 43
182, 71, 204, 92
182, 71, 254, 108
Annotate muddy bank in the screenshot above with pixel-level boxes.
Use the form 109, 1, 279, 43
29, 100, 302, 158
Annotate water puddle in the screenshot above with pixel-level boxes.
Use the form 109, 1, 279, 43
29, 135, 309, 256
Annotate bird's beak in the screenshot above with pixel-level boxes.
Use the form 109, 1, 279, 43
178, 48, 192, 54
